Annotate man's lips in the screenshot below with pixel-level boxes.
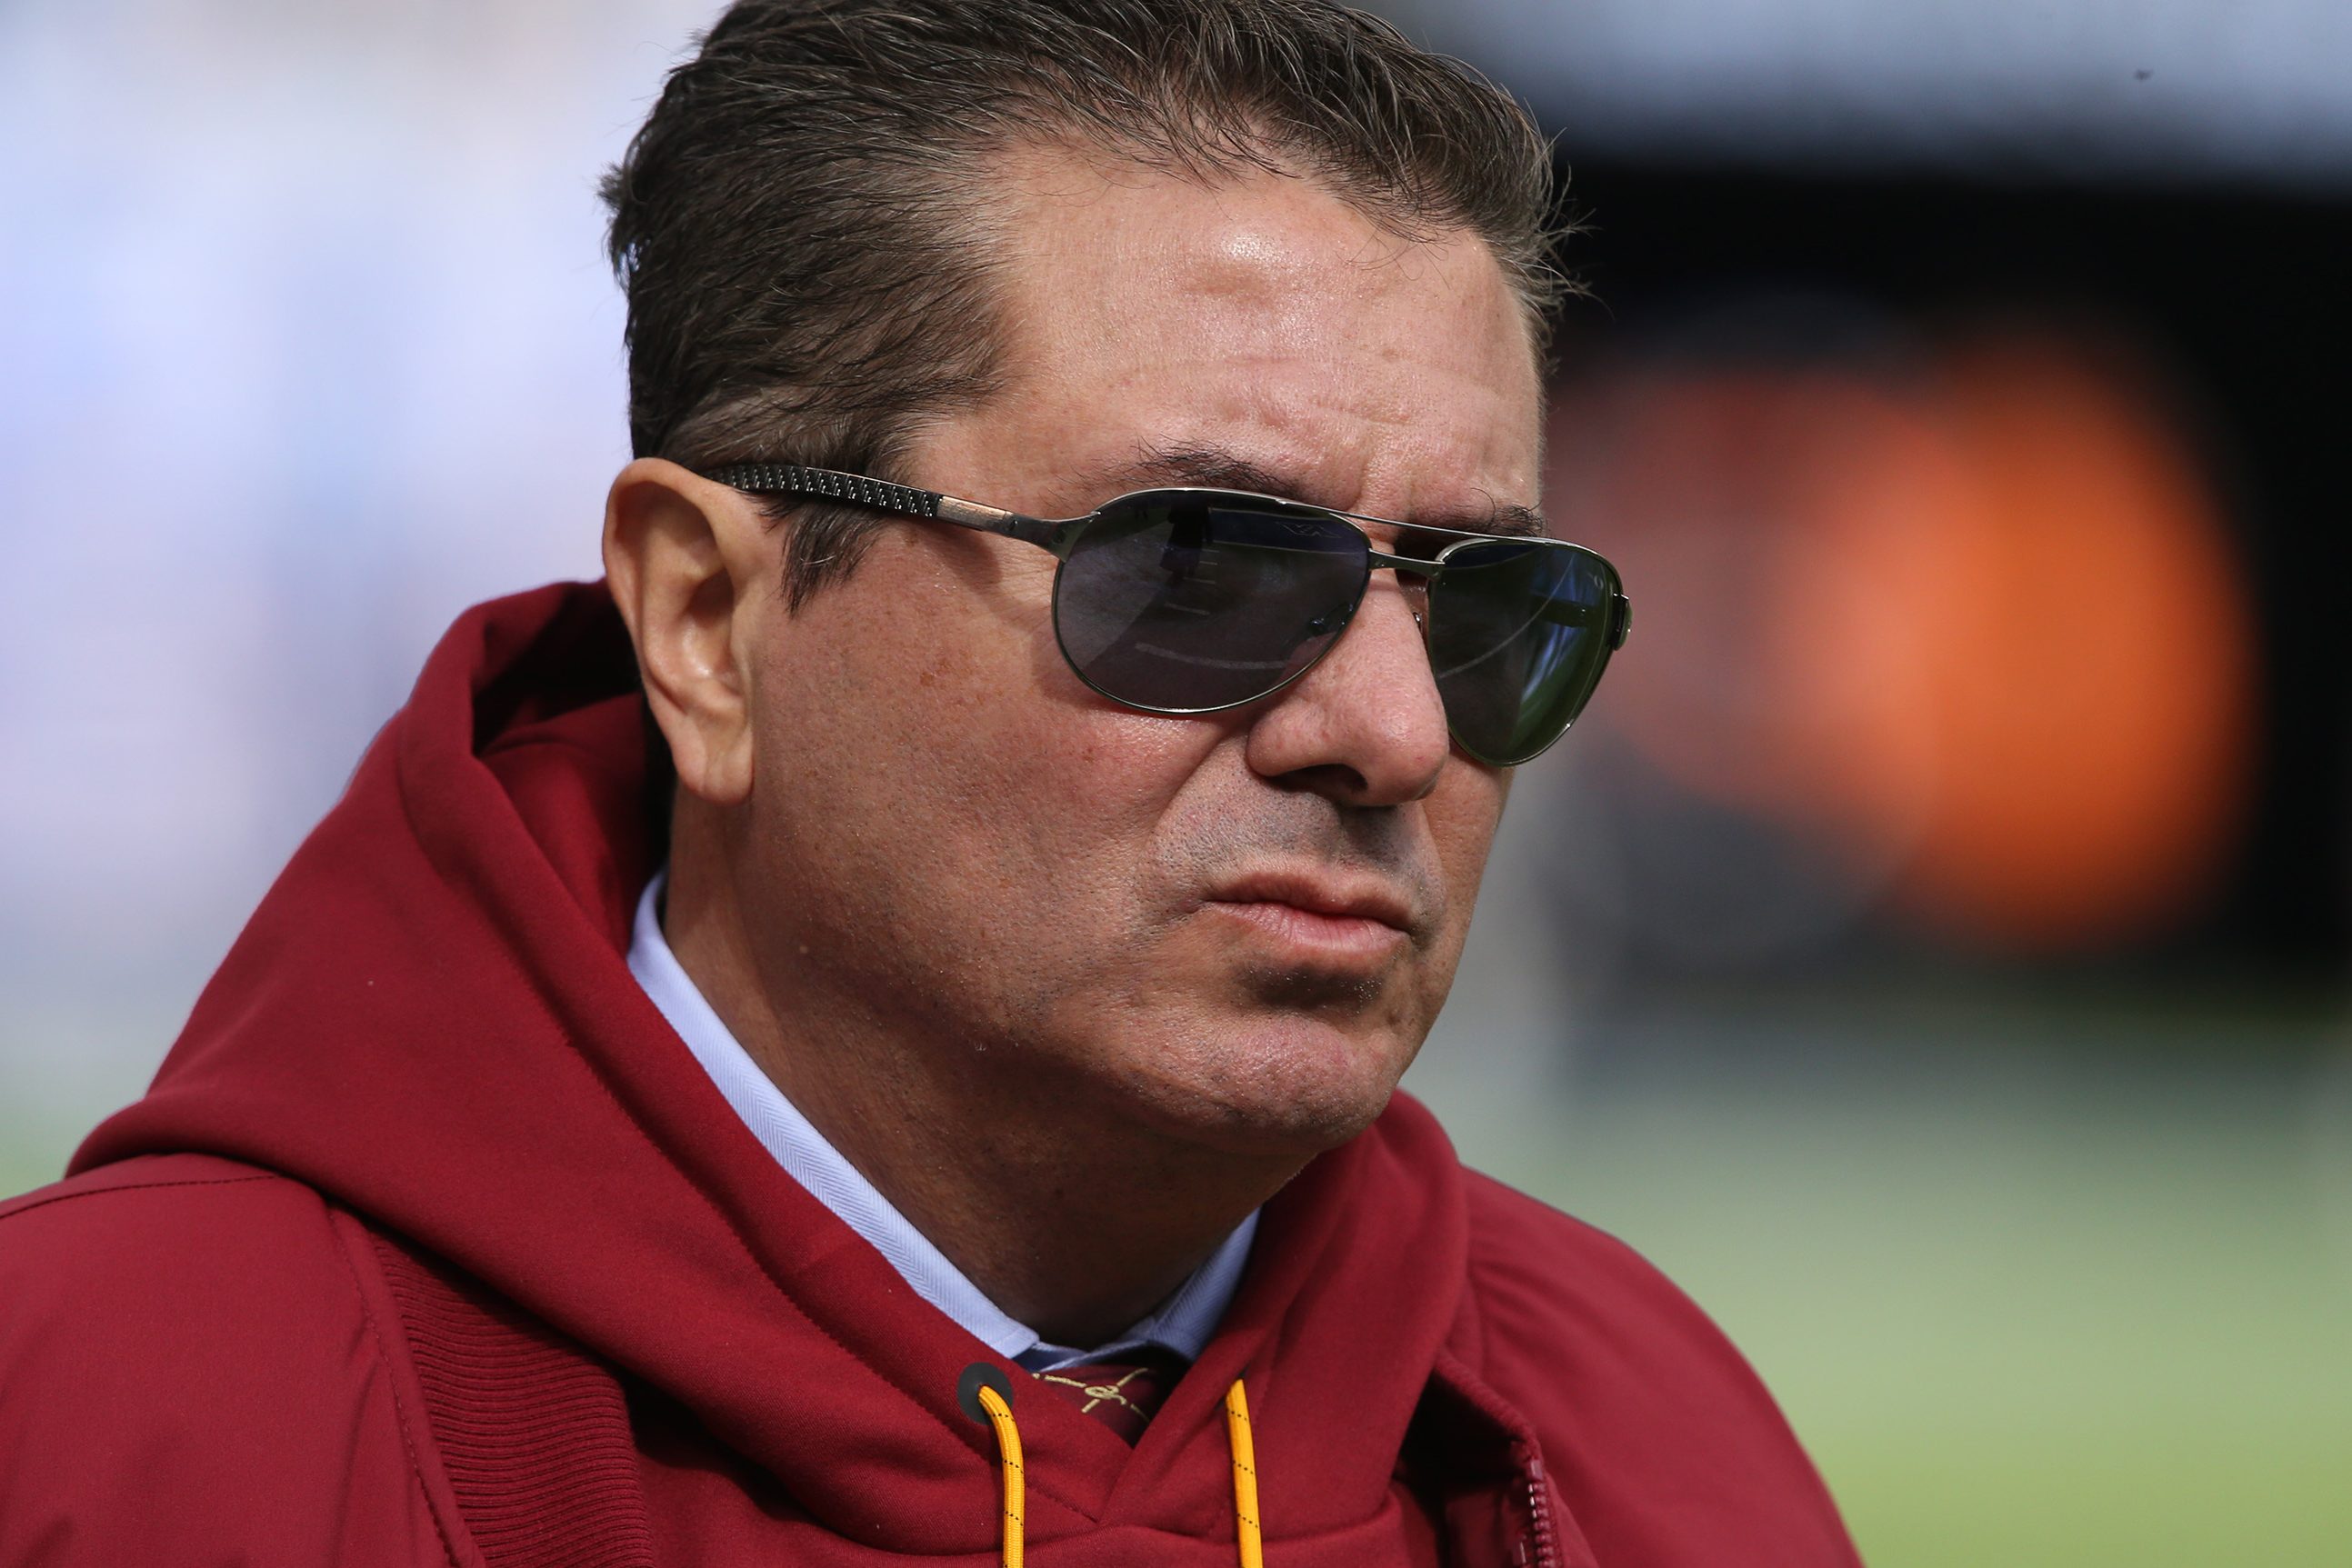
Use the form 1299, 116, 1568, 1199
1208, 871, 1415, 930
1201, 871, 1419, 960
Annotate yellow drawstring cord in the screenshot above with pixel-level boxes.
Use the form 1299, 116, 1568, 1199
975, 1383, 1026, 1568
1223, 1379, 1266, 1568
973, 1373, 1264, 1568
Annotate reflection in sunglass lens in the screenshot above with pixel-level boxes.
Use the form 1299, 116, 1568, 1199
1054, 495, 1368, 712
1426, 539, 1616, 765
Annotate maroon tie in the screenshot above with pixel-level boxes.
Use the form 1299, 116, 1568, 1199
1033, 1349, 1186, 1443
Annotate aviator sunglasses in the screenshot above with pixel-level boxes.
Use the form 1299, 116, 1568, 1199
705, 464, 1633, 766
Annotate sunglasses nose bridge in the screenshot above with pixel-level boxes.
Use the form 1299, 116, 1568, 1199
1362, 546, 1427, 574
1361, 548, 1433, 634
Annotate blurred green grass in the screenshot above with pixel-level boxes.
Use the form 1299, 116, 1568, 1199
1412, 994, 2352, 1568
3, 1124, 56, 1201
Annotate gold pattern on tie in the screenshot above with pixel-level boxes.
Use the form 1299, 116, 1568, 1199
1032, 1350, 1184, 1443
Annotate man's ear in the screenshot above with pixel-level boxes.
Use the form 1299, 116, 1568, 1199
603, 458, 773, 808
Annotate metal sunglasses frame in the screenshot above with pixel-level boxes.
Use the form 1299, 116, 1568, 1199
702, 462, 1632, 761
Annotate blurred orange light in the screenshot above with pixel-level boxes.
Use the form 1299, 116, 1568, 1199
1551, 329, 2255, 952
1892, 336, 2254, 947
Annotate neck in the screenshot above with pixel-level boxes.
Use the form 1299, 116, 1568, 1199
660, 832, 1298, 1348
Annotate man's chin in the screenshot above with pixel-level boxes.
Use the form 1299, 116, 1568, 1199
1096, 1009, 1423, 1159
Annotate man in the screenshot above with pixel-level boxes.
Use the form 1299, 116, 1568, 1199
0, 3, 1858, 1563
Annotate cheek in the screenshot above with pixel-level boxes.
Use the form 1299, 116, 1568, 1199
981, 714, 1234, 945
751, 575, 1214, 938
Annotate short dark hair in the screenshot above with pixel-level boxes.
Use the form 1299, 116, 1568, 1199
604, 0, 1563, 604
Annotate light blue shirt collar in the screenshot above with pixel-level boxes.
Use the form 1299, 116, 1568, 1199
627, 872, 1256, 1373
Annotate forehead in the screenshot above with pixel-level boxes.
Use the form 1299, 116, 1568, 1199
956, 145, 1544, 524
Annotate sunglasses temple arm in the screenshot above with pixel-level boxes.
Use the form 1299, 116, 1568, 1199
933, 494, 1066, 552
700, 464, 1066, 553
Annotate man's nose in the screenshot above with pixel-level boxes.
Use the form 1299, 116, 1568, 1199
1241, 576, 1453, 805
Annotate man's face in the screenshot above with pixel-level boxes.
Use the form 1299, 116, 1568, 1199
731, 149, 1543, 1158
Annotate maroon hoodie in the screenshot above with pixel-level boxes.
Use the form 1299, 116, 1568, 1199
0, 584, 1859, 1567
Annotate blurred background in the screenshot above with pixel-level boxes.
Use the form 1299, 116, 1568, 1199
2, 3, 2346, 1563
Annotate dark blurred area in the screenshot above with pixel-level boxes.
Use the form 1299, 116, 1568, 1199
1540, 165, 2347, 992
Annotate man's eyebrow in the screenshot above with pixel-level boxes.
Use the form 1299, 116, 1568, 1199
1119, 444, 1296, 500
1463, 502, 1546, 540
1103, 444, 1547, 538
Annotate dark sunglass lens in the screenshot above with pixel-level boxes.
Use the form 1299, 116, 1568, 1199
1426, 540, 1617, 764
1054, 495, 1367, 712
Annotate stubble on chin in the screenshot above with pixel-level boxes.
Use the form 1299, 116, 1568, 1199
1235, 954, 1390, 1014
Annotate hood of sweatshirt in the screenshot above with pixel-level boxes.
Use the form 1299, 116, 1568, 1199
75, 582, 1511, 1561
